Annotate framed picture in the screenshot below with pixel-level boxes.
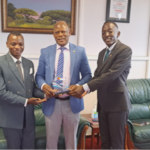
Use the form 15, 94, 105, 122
106, 0, 131, 23
1, 0, 76, 34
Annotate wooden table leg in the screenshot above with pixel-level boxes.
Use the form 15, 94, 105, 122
97, 133, 99, 145
91, 128, 95, 149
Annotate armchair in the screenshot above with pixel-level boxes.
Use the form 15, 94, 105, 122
127, 79, 150, 149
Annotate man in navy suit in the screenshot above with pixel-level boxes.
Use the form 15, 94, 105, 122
35, 21, 91, 149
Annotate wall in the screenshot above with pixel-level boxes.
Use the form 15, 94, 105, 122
0, 0, 150, 114
78, 0, 150, 114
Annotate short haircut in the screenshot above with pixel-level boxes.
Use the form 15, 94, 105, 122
54, 21, 68, 27
7, 31, 23, 41
53, 21, 69, 31
103, 21, 118, 29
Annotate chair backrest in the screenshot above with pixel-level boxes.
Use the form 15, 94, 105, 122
34, 104, 45, 126
127, 79, 150, 120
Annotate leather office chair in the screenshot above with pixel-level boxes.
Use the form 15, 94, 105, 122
126, 79, 150, 149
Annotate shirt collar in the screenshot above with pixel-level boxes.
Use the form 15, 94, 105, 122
106, 40, 118, 52
56, 43, 69, 50
9, 52, 22, 63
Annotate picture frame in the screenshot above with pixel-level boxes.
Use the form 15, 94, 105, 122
1, 0, 76, 34
106, 0, 131, 23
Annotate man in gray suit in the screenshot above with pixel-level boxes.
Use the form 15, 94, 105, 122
70, 22, 132, 149
0, 32, 46, 149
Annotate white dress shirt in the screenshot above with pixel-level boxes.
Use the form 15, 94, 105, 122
9, 53, 28, 106
83, 41, 118, 92
41, 43, 71, 98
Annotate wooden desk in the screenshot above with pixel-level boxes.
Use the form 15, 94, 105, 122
81, 114, 100, 149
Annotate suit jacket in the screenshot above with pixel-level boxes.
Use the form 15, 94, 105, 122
88, 40, 132, 112
0, 53, 44, 129
35, 43, 92, 116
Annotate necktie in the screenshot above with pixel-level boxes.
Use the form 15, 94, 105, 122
56, 47, 65, 86
16, 60, 24, 81
103, 49, 110, 62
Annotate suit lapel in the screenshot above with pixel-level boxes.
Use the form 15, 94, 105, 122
97, 49, 106, 73
6, 53, 25, 89
98, 40, 121, 74
50, 44, 56, 80
70, 43, 76, 79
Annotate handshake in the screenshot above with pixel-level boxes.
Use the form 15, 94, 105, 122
43, 84, 87, 99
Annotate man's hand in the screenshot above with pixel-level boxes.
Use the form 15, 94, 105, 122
69, 85, 78, 90
27, 98, 47, 105
45, 89, 62, 98
43, 84, 55, 98
69, 85, 86, 99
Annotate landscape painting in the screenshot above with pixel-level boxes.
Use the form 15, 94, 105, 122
1, 0, 76, 34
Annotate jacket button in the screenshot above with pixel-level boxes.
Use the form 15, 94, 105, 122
17, 92, 20, 94
32, 79, 33, 81
29, 90, 30, 92
8, 81, 11, 83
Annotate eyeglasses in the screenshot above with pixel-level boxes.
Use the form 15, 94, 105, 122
54, 31, 67, 35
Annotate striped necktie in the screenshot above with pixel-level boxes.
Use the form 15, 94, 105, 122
56, 47, 66, 86
103, 49, 110, 62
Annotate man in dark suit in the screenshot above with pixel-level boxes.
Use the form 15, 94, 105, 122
0, 32, 46, 149
70, 22, 132, 149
